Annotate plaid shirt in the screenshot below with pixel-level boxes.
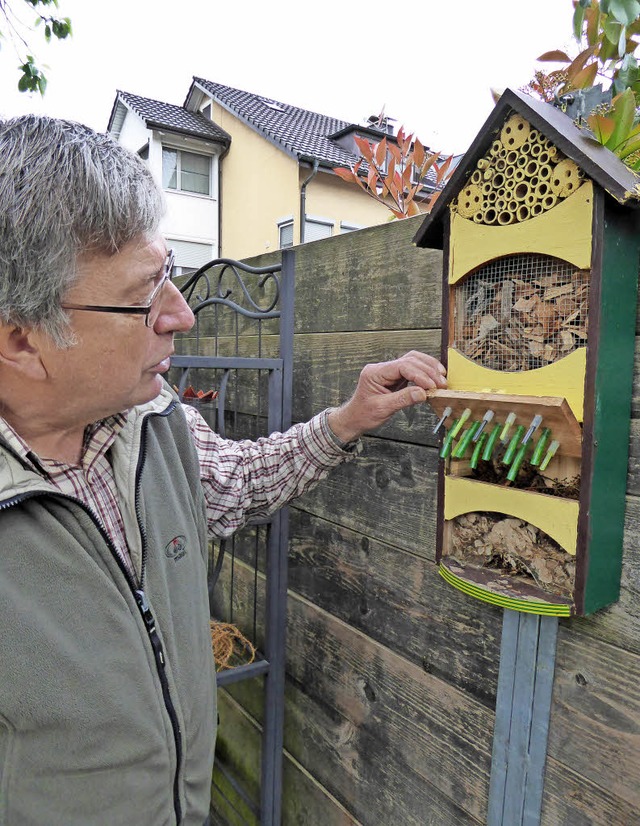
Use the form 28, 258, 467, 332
0, 403, 354, 581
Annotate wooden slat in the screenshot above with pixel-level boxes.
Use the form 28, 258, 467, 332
295, 437, 440, 558
216, 558, 492, 824
488, 612, 558, 826
545, 628, 640, 813
214, 690, 363, 826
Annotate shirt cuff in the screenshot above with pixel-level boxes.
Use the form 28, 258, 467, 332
319, 409, 362, 456
298, 409, 362, 466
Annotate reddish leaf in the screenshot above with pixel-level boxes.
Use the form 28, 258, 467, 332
413, 137, 426, 169
406, 200, 421, 217
354, 135, 375, 163
570, 61, 599, 87
374, 137, 387, 167
388, 142, 402, 164
367, 166, 378, 190
537, 49, 571, 62
387, 156, 396, 181
333, 166, 359, 184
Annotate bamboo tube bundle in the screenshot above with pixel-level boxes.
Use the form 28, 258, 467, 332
451, 114, 583, 224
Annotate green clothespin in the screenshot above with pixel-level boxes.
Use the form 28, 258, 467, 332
449, 408, 471, 441
452, 421, 481, 459
530, 428, 551, 466
470, 433, 487, 469
440, 419, 459, 459
500, 412, 517, 444
481, 423, 502, 461
539, 439, 560, 471
507, 440, 529, 482
502, 425, 525, 465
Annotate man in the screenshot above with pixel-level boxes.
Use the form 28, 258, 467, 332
0, 115, 446, 825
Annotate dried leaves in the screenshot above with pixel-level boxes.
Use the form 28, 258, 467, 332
455, 264, 590, 371
450, 512, 575, 598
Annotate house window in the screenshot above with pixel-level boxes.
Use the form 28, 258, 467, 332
304, 218, 333, 243
162, 148, 211, 195
279, 221, 294, 249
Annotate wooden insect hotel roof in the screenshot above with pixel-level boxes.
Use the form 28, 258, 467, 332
413, 87, 640, 251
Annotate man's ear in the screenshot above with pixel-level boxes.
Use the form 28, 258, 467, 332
0, 324, 48, 380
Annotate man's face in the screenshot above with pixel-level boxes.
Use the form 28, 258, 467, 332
39, 234, 195, 424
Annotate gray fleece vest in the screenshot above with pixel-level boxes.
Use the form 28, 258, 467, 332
0, 389, 215, 825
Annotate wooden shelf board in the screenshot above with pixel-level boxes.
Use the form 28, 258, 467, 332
426, 388, 582, 457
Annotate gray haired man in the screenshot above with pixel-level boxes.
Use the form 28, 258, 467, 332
0, 115, 446, 825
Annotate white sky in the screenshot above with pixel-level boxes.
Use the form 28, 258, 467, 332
0, 0, 577, 156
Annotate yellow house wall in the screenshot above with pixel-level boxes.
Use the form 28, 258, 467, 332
210, 101, 400, 258
301, 171, 391, 234
212, 102, 299, 259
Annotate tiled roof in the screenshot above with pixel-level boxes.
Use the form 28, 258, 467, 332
190, 78, 365, 168
114, 91, 230, 144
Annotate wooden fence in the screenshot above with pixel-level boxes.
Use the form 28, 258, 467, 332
191, 215, 640, 825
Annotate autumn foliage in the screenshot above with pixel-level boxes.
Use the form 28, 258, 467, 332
333, 127, 453, 219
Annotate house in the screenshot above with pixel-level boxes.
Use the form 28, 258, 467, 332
107, 79, 444, 265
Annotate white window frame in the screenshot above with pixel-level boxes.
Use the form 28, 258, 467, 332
162, 146, 213, 197
340, 222, 363, 234
278, 218, 294, 249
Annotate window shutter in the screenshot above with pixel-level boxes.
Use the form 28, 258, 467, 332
169, 240, 214, 269
304, 220, 332, 242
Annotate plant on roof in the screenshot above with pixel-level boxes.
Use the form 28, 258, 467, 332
0, 0, 72, 94
533, 0, 640, 169
332, 127, 453, 219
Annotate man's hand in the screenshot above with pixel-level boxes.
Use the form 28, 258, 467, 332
327, 350, 447, 444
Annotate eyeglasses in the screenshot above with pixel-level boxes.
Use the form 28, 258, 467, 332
61, 249, 176, 328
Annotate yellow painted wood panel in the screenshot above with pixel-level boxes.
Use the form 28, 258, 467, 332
444, 476, 579, 554
449, 182, 594, 283
447, 347, 586, 422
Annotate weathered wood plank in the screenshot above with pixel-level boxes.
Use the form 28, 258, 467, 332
214, 690, 363, 826
542, 756, 640, 825
217, 559, 493, 824
292, 329, 442, 441
295, 436, 440, 558
243, 215, 444, 334
545, 628, 640, 813
288, 508, 499, 704
227, 509, 501, 708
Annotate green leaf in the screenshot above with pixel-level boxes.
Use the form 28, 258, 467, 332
609, 0, 640, 25
603, 18, 623, 44
574, 2, 587, 39
618, 133, 640, 156
606, 87, 637, 148
587, 113, 616, 143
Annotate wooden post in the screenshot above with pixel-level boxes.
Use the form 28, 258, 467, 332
487, 610, 558, 825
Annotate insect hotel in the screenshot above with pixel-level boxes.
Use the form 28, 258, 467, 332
413, 88, 640, 617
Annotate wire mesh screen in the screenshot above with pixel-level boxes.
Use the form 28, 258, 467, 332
452, 253, 590, 372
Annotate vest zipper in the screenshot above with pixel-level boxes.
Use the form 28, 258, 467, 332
135, 406, 183, 825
